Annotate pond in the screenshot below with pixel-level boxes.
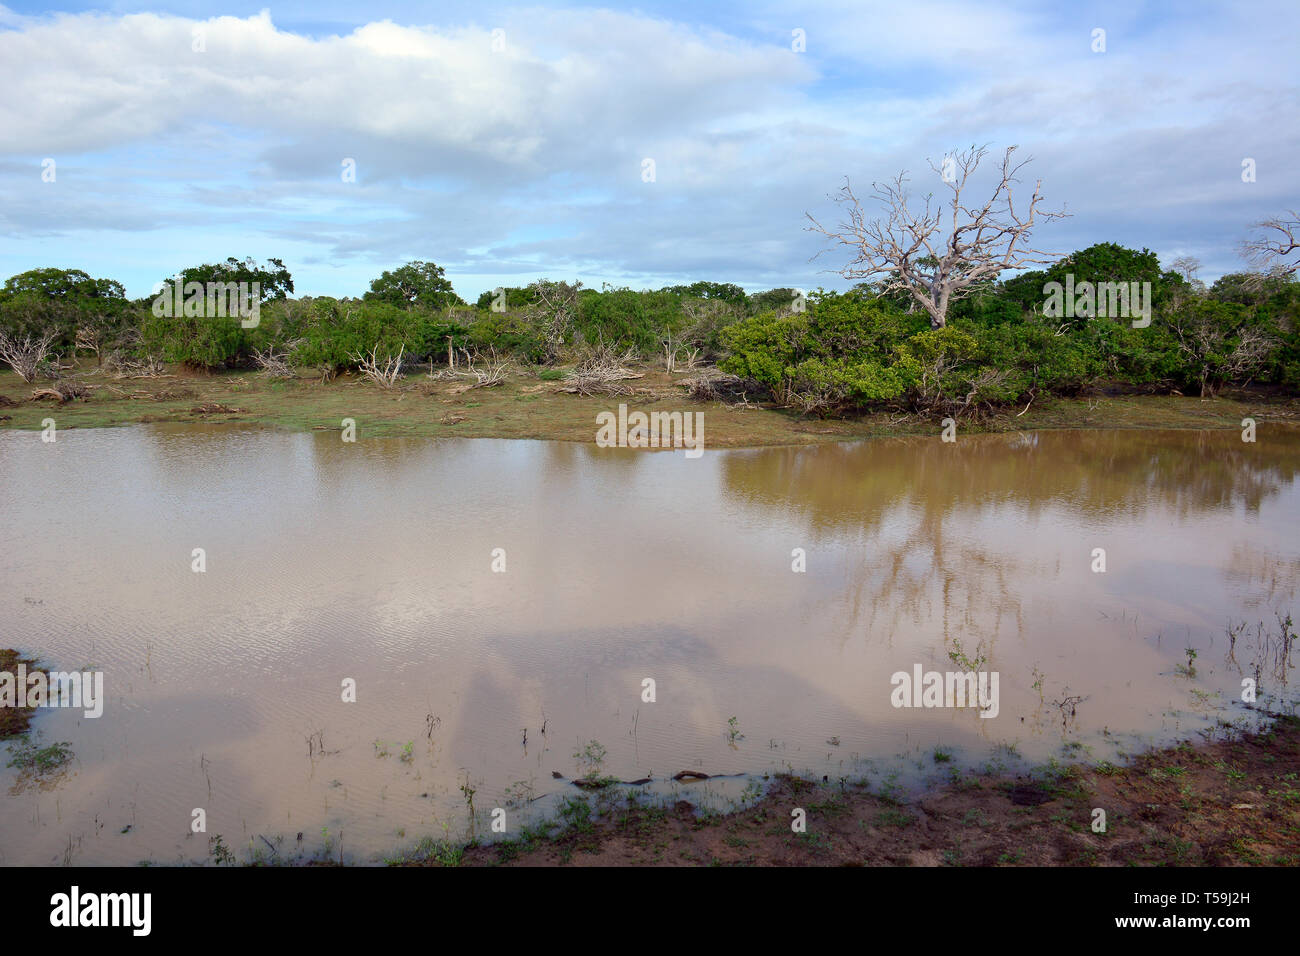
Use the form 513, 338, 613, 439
1, 424, 1297, 864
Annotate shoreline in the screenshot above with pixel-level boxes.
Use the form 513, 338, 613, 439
3, 365, 1299, 448
443, 713, 1300, 867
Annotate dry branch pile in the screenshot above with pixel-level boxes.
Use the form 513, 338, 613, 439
30, 381, 90, 403
458, 346, 509, 388
103, 351, 168, 379
561, 345, 643, 396
681, 371, 746, 402
252, 346, 295, 378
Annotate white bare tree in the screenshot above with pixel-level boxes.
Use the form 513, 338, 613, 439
807, 144, 1069, 328
0, 329, 59, 383
1241, 211, 1300, 277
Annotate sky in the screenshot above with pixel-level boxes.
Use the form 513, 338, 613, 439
0, 1, 1296, 301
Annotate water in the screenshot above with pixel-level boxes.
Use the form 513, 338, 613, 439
0, 424, 1296, 864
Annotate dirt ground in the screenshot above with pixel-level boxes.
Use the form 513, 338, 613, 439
0, 650, 39, 740
457, 715, 1300, 866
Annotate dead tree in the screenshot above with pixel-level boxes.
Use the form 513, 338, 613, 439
807, 144, 1068, 328
351, 344, 405, 388
74, 326, 105, 367
1241, 210, 1300, 277
0, 329, 59, 383
527, 279, 580, 362
458, 346, 509, 388
660, 327, 680, 373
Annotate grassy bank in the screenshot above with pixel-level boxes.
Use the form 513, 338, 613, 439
445, 714, 1300, 867
3, 364, 1299, 446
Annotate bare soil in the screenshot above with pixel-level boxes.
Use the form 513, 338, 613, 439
0, 649, 39, 740
459, 715, 1300, 866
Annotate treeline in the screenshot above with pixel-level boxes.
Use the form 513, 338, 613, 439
1, 245, 1297, 413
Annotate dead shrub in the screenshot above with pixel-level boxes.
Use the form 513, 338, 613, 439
0, 330, 59, 383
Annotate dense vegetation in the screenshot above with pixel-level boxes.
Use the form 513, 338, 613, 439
2, 243, 1296, 416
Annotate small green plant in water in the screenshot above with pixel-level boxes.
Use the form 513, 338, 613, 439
573, 739, 607, 776
6, 739, 73, 773
1031, 665, 1046, 701
459, 775, 478, 836
209, 835, 236, 866
948, 638, 988, 672
727, 716, 745, 747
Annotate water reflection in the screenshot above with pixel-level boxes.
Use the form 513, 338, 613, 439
0, 425, 1295, 865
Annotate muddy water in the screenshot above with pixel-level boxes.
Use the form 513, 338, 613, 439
0, 425, 1297, 865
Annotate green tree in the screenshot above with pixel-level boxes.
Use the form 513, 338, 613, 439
168, 257, 294, 302
0, 267, 130, 356
365, 261, 460, 310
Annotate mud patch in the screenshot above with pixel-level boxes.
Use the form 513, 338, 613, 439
458, 716, 1300, 867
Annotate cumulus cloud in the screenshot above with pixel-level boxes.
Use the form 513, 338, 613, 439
0, 2, 1295, 296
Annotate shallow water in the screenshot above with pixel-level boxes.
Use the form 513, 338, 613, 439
0, 424, 1297, 864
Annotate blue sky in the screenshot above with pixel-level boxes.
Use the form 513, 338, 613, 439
1, 1, 1296, 300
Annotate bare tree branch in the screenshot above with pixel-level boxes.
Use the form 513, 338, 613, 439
0, 329, 59, 383
1241, 210, 1300, 277
807, 145, 1069, 327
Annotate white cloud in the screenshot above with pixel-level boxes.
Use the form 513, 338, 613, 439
0, 2, 1295, 293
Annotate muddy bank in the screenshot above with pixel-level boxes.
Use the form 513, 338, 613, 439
0, 649, 39, 740
451, 715, 1300, 866
3, 363, 1299, 446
